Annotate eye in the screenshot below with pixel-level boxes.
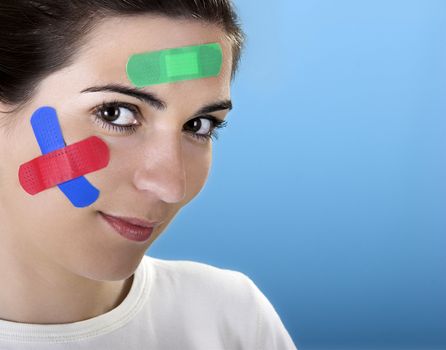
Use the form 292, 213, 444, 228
92, 101, 228, 140
97, 103, 138, 126
185, 118, 212, 135
184, 116, 228, 142
92, 101, 140, 135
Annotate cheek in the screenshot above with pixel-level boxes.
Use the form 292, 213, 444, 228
184, 144, 212, 198
81, 136, 135, 196
0, 112, 97, 233
0, 118, 43, 214
0, 176, 90, 259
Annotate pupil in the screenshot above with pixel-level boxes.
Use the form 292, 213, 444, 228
102, 106, 119, 121
191, 119, 201, 132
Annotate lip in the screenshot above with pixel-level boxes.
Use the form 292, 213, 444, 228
100, 212, 160, 228
99, 211, 159, 242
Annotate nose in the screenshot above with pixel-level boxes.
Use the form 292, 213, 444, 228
132, 130, 187, 204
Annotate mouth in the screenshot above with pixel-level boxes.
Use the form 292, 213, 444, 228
98, 211, 160, 242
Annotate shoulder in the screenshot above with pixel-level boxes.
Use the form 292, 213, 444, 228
141, 255, 259, 334
142, 255, 260, 331
140, 255, 297, 349
142, 254, 254, 297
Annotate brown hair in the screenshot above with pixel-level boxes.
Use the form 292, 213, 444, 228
0, 0, 245, 108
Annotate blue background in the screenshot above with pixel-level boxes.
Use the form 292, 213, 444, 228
149, 1, 446, 349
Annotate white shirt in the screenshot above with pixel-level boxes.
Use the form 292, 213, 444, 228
0, 255, 298, 349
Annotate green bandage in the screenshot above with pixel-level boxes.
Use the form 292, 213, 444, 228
126, 43, 223, 87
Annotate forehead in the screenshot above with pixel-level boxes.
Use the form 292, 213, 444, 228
68, 15, 232, 96
84, 15, 231, 53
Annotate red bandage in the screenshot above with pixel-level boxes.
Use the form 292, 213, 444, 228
19, 136, 110, 195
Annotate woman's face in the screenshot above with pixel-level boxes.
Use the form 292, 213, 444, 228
0, 16, 233, 281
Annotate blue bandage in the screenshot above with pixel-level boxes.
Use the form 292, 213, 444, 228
30, 106, 100, 208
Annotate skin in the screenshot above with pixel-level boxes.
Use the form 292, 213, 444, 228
0, 15, 233, 324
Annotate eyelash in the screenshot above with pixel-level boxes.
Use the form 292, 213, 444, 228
91, 100, 228, 142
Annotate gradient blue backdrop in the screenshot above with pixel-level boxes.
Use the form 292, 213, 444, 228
148, 1, 446, 349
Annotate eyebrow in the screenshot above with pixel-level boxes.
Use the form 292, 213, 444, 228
80, 84, 232, 116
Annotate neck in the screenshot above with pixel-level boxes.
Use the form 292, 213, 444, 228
0, 243, 134, 325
